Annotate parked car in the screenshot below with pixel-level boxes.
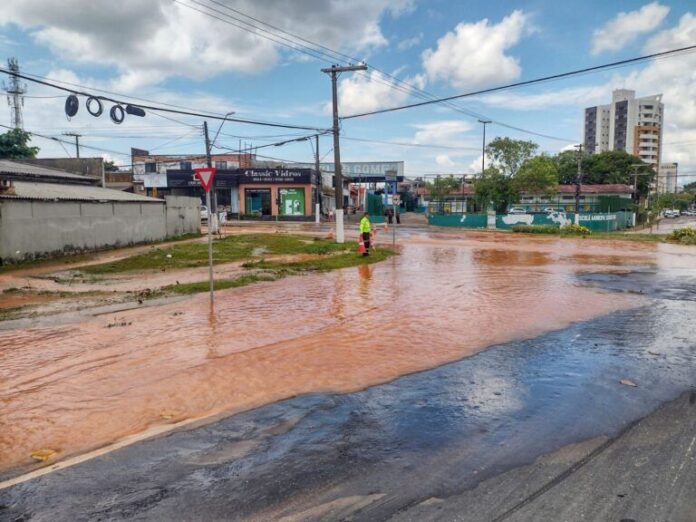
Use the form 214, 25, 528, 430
663, 209, 680, 218
508, 207, 527, 215
543, 207, 556, 214
681, 209, 696, 216
200, 205, 209, 221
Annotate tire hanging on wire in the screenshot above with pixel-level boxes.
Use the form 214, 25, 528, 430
86, 96, 103, 117
110, 104, 125, 124
64, 94, 79, 119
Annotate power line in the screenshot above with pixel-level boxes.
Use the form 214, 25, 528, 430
179, 0, 574, 143
341, 44, 696, 120
342, 135, 481, 151
0, 67, 329, 132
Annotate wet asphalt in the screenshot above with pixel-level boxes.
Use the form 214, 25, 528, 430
2, 270, 696, 521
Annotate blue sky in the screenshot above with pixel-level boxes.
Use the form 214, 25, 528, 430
1, 0, 695, 180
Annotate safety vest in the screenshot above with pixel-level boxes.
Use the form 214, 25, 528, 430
360, 217, 371, 234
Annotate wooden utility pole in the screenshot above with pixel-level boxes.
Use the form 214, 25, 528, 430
315, 133, 322, 219
321, 63, 367, 243
203, 121, 214, 305
63, 132, 81, 158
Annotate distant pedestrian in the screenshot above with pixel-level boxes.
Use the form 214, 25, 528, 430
359, 212, 372, 256
395, 208, 401, 225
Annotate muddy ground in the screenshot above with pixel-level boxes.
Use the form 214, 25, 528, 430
1, 227, 695, 521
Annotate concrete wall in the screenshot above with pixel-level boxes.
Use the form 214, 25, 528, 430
164, 195, 200, 238
0, 197, 200, 263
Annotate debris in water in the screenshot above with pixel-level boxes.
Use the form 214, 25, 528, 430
107, 319, 132, 328
30, 449, 56, 462
620, 379, 637, 387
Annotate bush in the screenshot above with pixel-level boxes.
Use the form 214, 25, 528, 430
561, 224, 591, 236
667, 227, 696, 245
511, 224, 560, 234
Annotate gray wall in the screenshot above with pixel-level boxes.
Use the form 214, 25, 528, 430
164, 195, 200, 238
0, 197, 200, 263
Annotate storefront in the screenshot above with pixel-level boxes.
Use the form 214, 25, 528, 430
166, 168, 316, 218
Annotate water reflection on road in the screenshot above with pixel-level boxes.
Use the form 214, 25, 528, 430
1, 232, 687, 477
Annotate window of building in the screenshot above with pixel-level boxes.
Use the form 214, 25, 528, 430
245, 188, 272, 216
215, 161, 227, 169
145, 162, 157, 173
180, 161, 192, 170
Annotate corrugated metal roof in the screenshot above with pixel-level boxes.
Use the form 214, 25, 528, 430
0, 181, 163, 203
0, 159, 91, 180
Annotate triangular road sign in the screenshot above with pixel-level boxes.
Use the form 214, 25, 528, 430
193, 167, 217, 192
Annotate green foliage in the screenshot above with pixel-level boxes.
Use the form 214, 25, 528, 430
426, 175, 461, 200
667, 227, 696, 245
555, 150, 654, 197
511, 224, 560, 234
485, 137, 539, 177
473, 167, 515, 213
0, 128, 39, 159
684, 181, 696, 193
561, 223, 591, 236
512, 155, 559, 196
653, 192, 695, 211
103, 160, 120, 172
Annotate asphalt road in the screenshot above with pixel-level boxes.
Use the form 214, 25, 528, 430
640, 215, 696, 234
1, 266, 696, 521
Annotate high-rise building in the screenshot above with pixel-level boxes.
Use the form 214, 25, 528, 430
658, 162, 678, 193
584, 89, 664, 171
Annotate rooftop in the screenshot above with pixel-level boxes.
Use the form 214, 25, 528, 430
0, 159, 94, 183
0, 181, 163, 203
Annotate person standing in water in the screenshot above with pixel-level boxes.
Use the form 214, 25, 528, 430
359, 212, 372, 256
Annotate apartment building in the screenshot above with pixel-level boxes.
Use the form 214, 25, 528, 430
584, 89, 664, 171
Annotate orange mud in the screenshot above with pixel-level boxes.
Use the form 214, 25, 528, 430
0, 232, 682, 478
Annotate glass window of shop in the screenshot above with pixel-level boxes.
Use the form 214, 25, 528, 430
278, 188, 305, 216
245, 188, 272, 216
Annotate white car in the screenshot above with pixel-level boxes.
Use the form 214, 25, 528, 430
508, 207, 527, 215
663, 209, 679, 218
543, 207, 557, 214
200, 205, 209, 221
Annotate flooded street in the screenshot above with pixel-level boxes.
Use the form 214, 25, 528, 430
1, 230, 696, 521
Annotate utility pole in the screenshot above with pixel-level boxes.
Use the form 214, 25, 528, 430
574, 144, 583, 223
3, 58, 26, 129
63, 132, 81, 158
321, 63, 367, 243
315, 133, 322, 221
478, 119, 491, 174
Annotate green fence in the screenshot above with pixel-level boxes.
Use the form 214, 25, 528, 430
429, 211, 633, 231
428, 213, 487, 228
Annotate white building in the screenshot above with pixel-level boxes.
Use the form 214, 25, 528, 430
584, 89, 664, 171
658, 162, 678, 193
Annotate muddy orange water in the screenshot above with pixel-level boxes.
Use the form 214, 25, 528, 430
0, 232, 677, 477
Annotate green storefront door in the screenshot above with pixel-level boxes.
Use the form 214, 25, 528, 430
279, 188, 305, 216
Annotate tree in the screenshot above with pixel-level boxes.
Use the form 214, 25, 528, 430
684, 181, 696, 194
426, 175, 460, 200
512, 155, 558, 197
653, 192, 695, 211
555, 149, 655, 197
0, 129, 39, 159
474, 167, 515, 213
485, 137, 539, 177
104, 160, 120, 172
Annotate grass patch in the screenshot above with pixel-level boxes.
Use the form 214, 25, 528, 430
244, 248, 395, 272
80, 234, 347, 274
163, 248, 396, 297
511, 224, 560, 234
165, 274, 279, 294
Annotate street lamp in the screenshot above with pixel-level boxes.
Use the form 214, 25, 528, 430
211, 111, 236, 150
478, 119, 491, 174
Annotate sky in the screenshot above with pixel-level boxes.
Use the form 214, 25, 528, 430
0, 0, 695, 183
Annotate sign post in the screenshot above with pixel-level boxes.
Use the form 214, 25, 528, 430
385, 172, 398, 249
194, 167, 217, 305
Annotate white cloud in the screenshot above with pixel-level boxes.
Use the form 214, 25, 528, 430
397, 33, 423, 51
329, 70, 416, 115
411, 120, 474, 147
591, 2, 670, 55
478, 84, 612, 111
422, 10, 528, 90
435, 154, 455, 167
0, 0, 404, 90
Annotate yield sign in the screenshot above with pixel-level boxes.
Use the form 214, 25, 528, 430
193, 167, 217, 192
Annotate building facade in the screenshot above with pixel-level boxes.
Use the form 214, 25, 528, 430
584, 89, 664, 171
658, 162, 678, 194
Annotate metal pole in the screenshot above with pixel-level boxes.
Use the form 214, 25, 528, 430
203, 121, 214, 306
575, 144, 583, 223
322, 63, 367, 243
315, 133, 322, 220
478, 119, 491, 174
